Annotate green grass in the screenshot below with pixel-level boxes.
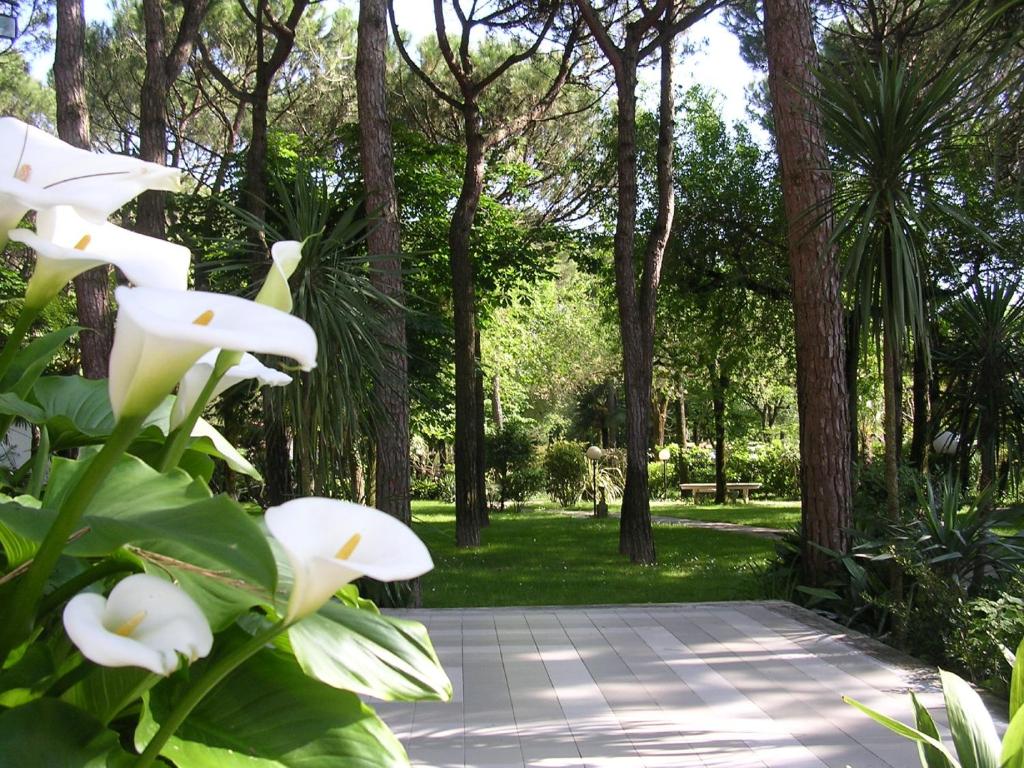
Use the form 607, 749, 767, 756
649, 500, 802, 530
530, 497, 802, 530
410, 501, 775, 608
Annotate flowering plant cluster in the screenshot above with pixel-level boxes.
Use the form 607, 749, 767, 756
0, 117, 449, 767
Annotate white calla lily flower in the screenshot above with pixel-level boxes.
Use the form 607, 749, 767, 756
63, 574, 212, 676
0, 117, 180, 243
265, 498, 433, 622
170, 350, 292, 429
255, 240, 303, 313
9, 206, 190, 309
109, 285, 317, 421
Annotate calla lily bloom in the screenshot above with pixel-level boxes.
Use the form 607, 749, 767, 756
255, 240, 303, 313
265, 498, 433, 622
9, 206, 190, 310
0, 117, 180, 244
109, 285, 317, 421
170, 350, 292, 429
63, 573, 212, 676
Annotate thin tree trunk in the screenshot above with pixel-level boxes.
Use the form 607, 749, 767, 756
909, 334, 929, 471
713, 364, 727, 504
882, 329, 901, 520
262, 391, 291, 505
654, 392, 668, 447
451, 107, 486, 548
763, 0, 853, 586
57, 0, 111, 380
491, 375, 504, 430
676, 378, 688, 447
475, 329, 489, 528
357, 0, 413, 544
845, 310, 861, 470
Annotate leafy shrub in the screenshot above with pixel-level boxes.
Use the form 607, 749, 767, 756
410, 471, 455, 503
752, 441, 800, 499
544, 441, 588, 508
503, 466, 546, 512
486, 420, 538, 511
648, 459, 678, 498
677, 445, 714, 483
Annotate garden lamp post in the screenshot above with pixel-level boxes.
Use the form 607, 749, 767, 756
932, 431, 960, 456
658, 447, 671, 500
586, 445, 602, 517
0, 2, 16, 40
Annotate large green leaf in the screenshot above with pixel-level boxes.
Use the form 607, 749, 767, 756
940, 669, 1001, 768
0, 493, 41, 566
911, 692, 955, 768
27, 376, 171, 450
61, 667, 157, 729
284, 600, 451, 702
136, 646, 409, 767
1001, 706, 1024, 768
1011, 638, 1024, 722
843, 695, 961, 766
0, 456, 277, 597
0, 698, 127, 768
0, 327, 80, 395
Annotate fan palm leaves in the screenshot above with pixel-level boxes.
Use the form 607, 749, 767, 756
934, 280, 1024, 498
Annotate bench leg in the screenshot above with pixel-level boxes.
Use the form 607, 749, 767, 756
742, 489, 749, 504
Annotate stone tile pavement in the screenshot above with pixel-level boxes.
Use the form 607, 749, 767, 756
376, 601, 1006, 768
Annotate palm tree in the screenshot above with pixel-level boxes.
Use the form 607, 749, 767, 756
934, 281, 1024, 504
817, 48, 992, 520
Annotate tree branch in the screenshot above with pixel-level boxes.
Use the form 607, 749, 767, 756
387, 0, 465, 110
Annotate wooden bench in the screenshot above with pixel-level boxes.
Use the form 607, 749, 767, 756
679, 482, 763, 503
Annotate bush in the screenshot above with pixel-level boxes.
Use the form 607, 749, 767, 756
950, 584, 1024, 697
544, 441, 588, 508
487, 420, 538, 511
677, 445, 714, 483
752, 441, 800, 499
503, 466, 546, 512
648, 459, 678, 498
410, 471, 455, 503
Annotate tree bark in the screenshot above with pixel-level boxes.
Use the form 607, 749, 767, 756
676, 378, 688, 447
262, 391, 291, 505
357, 0, 412, 531
763, 0, 853, 585
882, 329, 901, 520
475, 329, 489, 527
845, 310, 861, 469
712, 364, 727, 504
451, 106, 486, 548
138, 0, 210, 238
56, 0, 111, 380
909, 334, 929, 471
491, 375, 504, 431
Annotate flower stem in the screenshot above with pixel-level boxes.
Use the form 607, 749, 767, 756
158, 351, 237, 473
133, 620, 287, 768
0, 305, 40, 385
0, 414, 146, 666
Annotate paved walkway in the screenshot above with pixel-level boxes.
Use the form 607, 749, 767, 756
377, 601, 1004, 768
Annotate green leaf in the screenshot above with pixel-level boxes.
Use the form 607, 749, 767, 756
137, 647, 410, 767
0, 698, 127, 768
0, 392, 45, 423
911, 693, 955, 768
284, 600, 452, 702
843, 695, 961, 766
940, 669, 1001, 768
0, 493, 41, 566
1000, 706, 1024, 768
28, 376, 172, 450
0, 456, 277, 598
1011, 638, 1024, 721
795, 585, 841, 601
61, 667, 157, 729
0, 327, 80, 395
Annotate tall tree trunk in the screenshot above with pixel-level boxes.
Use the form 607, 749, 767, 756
357, 0, 412, 537
138, 0, 209, 238
604, 377, 616, 448
491, 375, 504, 430
654, 392, 668, 447
451, 107, 486, 548
262, 391, 291, 505
474, 330, 488, 528
882, 329, 901, 520
909, 334, 929, 471
845, 310, 861, 470
764, 0, 852, 585
712, 363, 727, 504
676, 377, 688, 447
56, 0, 111, 380
139, 0, 169, 238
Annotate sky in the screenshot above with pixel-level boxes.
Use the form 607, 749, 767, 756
67, 0, 761, 133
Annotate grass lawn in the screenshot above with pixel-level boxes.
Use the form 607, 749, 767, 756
531, 497, 802, 530
410, 501, 775, 608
